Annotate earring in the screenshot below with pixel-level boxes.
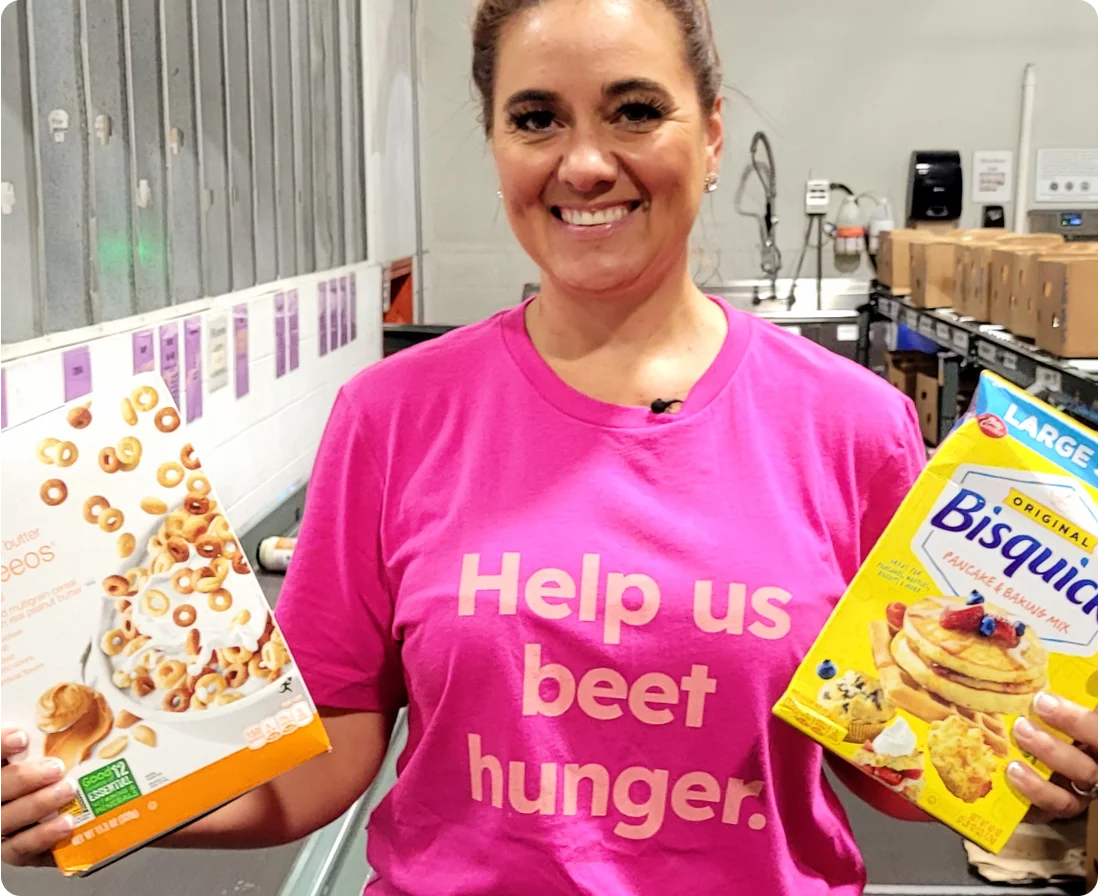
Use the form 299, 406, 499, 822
497, 190, 503, 200
704, 173, 720, 194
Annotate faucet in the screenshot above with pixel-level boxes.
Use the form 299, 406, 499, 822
738, 132, 781, 304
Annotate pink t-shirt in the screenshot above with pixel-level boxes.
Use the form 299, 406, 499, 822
275, 297, 926, 895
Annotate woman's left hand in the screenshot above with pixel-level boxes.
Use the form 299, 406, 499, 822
1008, 692, 1098, 823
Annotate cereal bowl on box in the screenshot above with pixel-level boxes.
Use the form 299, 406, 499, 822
82, 476, 297, 736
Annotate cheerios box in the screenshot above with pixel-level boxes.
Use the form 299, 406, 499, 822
0, 373, 330, 875
774, 371, 1098, 853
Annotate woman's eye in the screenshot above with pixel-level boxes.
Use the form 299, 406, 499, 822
513, 110, 556, 132
617, 102, 664, 124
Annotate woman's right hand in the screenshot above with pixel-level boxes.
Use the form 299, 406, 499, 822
1, 728, 76, 867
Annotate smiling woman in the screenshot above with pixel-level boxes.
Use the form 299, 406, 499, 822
479, 0, 724, 312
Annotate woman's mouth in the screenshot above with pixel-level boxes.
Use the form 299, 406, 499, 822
551, 201, 645, 227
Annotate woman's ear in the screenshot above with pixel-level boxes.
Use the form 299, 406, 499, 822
705, 95, 725, 176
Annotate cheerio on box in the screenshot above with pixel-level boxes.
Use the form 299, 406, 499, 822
774, 371, 1098, 853
0, 373, 330, 875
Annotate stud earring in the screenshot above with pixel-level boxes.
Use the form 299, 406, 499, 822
497, 190, 503, 200
704, 173, 720, 194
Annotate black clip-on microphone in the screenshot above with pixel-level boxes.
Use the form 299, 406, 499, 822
649, 398, 683, 415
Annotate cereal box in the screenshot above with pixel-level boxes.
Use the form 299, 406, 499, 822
0, 374, 330, 874
773, 371, 1098, 853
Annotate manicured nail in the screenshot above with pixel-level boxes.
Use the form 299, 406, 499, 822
52, 778, 78, 801
4, 730, 28, 751
1007, 761, 1029, 784
1033, 692, 1060, 716
38, 758, 66, 781
49, 813, 75, 834
1013, 717, 1037, 740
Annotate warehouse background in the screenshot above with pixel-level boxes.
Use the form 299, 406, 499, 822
415, 0, 1098, 322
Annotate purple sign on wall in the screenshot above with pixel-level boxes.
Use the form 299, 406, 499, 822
318, 282, 328, 356
329, 279, 340, 350
350, 274, 357, 341
133, 329, 155, 373
234, 304, 250, 398
62, 346, 93, 403
159, 324, 181, 408
274, 292, 287, 378
184, 317, 203, 423
288, 290, 300, 371
339, 276, 349, 347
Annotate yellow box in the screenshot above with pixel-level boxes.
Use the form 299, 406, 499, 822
0, 373, 331, 874
774, 372, 1098, 854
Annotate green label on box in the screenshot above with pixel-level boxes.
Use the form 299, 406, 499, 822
78, 759, 141, 817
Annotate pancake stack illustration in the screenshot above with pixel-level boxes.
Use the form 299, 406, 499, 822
890, 594, 1049, 717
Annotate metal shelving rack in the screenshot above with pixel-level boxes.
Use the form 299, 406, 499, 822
857, 286, 1098, 440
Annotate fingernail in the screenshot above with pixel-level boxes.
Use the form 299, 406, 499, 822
1033, 692, 1060, 716
52, 778, 78, 801
4, 730, 28, 751
1007, 761, 1029, 784
50, 813, 75, 834
38, 758, 66, 781
1013, 717, 1037, 740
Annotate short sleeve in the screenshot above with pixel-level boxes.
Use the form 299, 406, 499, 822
858, 397, 927, 563
275, 389, 406, 712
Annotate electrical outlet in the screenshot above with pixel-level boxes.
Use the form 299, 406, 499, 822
805, 179, 831, 216
0, 181, 15, 216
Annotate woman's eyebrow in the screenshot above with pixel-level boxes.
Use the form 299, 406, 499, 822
603, 78, 670, 98
504, 88, 560, 106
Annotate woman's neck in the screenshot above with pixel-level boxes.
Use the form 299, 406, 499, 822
529, 265, 719, 357
524, 264, 729, 409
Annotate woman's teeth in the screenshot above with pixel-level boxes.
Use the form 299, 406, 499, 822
558, 205, 634, 227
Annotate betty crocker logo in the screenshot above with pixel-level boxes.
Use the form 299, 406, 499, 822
978, 414, 1007, 439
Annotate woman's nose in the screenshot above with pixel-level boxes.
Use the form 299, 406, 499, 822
556, 129, 618, 194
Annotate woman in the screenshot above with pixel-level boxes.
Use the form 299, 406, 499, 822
4, 0, 1095, 892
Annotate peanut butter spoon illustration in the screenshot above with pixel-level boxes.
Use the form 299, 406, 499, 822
36, 683, 114, 772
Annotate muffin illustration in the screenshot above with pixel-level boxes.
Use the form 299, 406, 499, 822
817, 670, 896, 743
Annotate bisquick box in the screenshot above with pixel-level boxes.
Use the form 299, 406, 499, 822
0, 373, 330, 874
774, 372, 1098, 853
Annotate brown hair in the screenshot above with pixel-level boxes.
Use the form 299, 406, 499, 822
472, 0, 722, 134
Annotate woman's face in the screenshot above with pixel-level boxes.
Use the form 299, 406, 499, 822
491, 0, 723, 299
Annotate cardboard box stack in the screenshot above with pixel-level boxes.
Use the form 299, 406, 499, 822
911, 230, 1008, 311
878, 229, 936, 295
975, 235, 1064, 324
885, 350, 937, 401
911, 240, 957, 310
988, 236, 1066, 328
915, 371, 941, 444
1036, 254, 1098, 358
1013, 244, 1098, 340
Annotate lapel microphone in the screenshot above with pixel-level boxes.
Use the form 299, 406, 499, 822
649, 398, 683, 415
